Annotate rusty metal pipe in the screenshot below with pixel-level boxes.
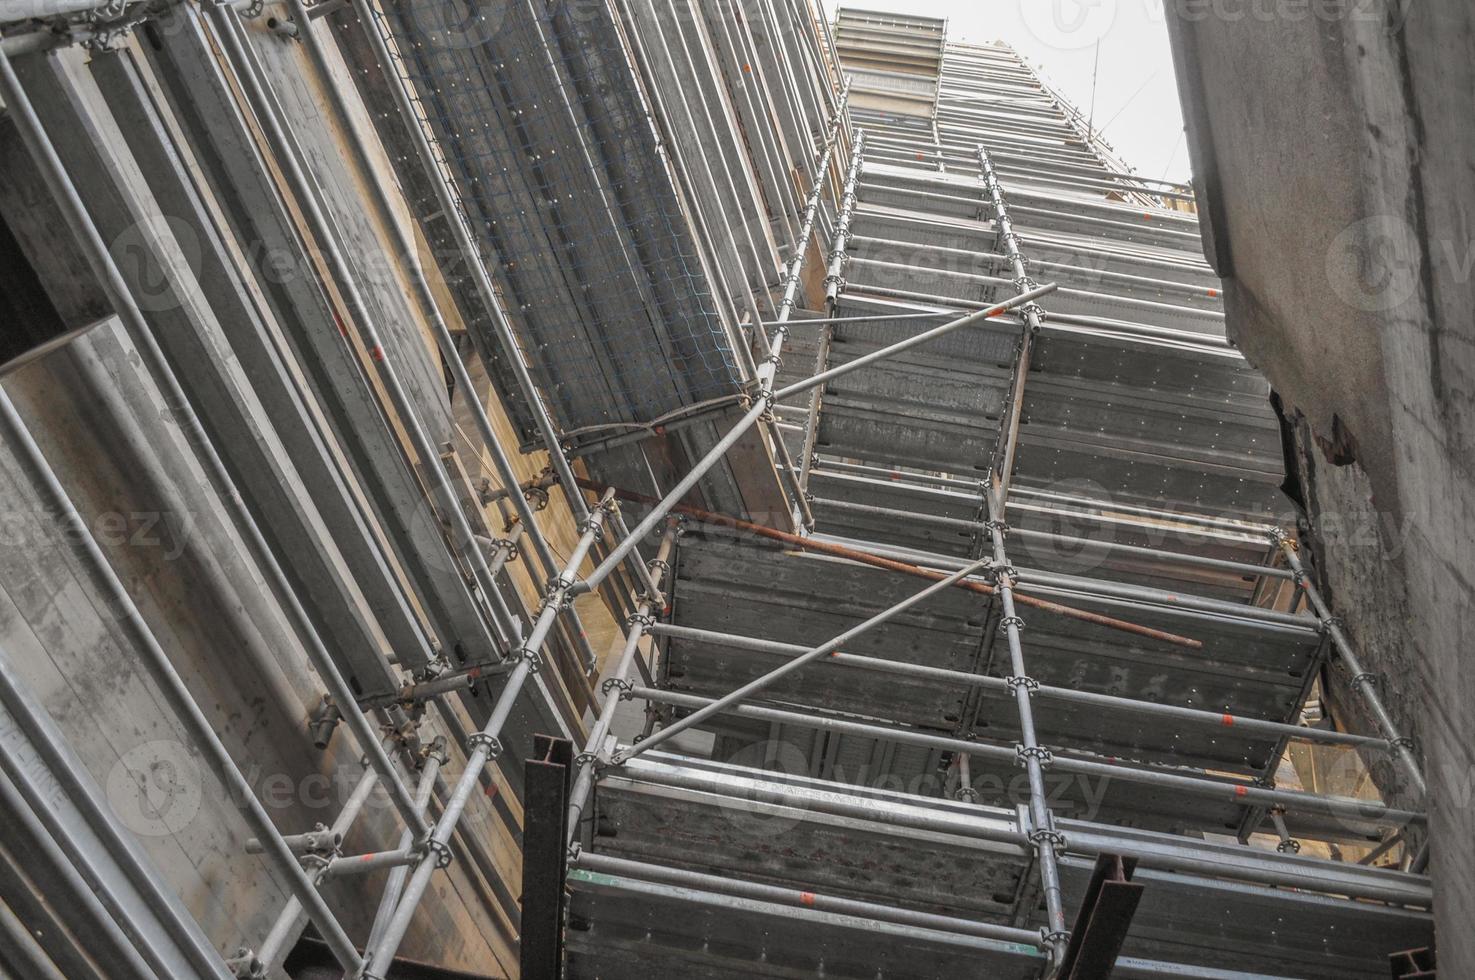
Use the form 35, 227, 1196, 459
578, 480, 1202, 649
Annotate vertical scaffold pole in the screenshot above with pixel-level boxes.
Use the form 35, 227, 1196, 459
977, 144, 1048, 509
359, 490, 618, 979
797, 129, 866, 505
975, 143, 1069, 962
566, 522, 679, 845
763, 79, 851, 528
985, 493, 1069, 961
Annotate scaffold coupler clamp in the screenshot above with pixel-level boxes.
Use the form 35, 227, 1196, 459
1025, 810, 1067, 854
418, 834, 453, 870
998, 614, 1027, 635
226, 947, 266, 979
759, 386, 778, 423
601, 675, 635, 700
518, 644, 545, 673
1006, 674, 1039, 697
1319, 614, 1345, 635
577, 514, 607, 542
983, 517, 1010, 536
466, 730, 504, 761
420, 734, 449, 770
626, 609, 657, 632
1042, 929, 1072, 973
544, 576, 577, 609
1017, 743, 1053, 769
1349, 670, 1380, 691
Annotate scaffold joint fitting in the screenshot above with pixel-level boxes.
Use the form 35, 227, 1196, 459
419, 836, 453, 869
1017, 744, 1052, 768
601, 676, 634, 699
1028, 827, 1067, 853
466, 731, 503, 760
1005, 675, 1039, 696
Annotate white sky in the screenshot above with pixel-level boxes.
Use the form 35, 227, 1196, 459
821, 0, 1191, 184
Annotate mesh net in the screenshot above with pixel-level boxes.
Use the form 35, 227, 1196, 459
371, 0, 743, 436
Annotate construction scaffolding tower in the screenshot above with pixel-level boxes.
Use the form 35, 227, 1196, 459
0, 1, 1434, 979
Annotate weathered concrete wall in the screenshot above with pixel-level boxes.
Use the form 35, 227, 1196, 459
1166, 0, 1474, 970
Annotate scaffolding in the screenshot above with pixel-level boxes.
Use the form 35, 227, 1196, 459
0, 2, 1436, 980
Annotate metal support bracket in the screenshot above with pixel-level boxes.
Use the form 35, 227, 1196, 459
1056, 854, 1143, 980
522, 735, 575, 979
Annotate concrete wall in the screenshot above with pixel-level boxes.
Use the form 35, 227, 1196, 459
1166, 1, 1474, 970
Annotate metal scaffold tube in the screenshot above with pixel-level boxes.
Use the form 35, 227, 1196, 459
565, 522, 679, 845
761, 79, 851, 528
616, 758, 1428, 907
208, 6, 527, 655
1277, 535, 1427, 797
571, 850, 1047, 949
363, 738, 448, 956
811, 495, 1297, 582
279, 0, 608, 675
345, 0, 604, 534
965, 146, 1069, 956
612, 558, 992, 764
627, 686, 1421, 827
0, 36, 427, 860
579, 283, 1058, 591
647, 623, 1396, 753
796, 128, 866, 502
250, 759, 383, 973
977, 143, 1045, 502
359, 491, 617, 979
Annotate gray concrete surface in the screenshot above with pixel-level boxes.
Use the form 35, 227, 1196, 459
1167, 1, 1474, 971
